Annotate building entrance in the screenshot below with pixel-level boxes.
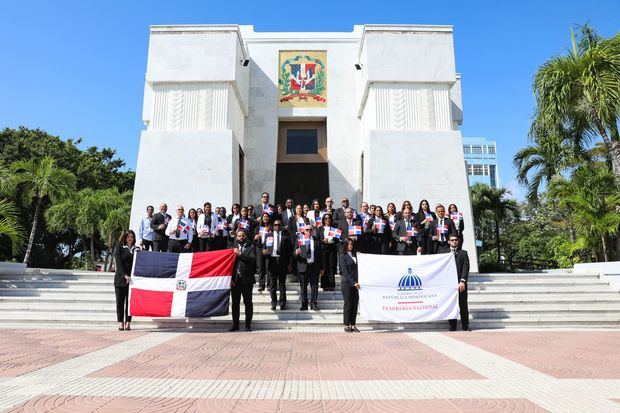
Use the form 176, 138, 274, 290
274, 121, 328, 205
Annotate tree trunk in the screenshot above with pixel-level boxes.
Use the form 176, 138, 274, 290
90, 236, 96, 271
495, 211, 501, 264
590, 108, 620, 177
22, 197, 42, 266
81, 237, 89, 270
601, 235, 609, 262
110, 242, 118, 273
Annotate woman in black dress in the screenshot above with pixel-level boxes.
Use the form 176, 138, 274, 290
417, 199, 436, 255
371, 205, 390, 254
448, 203, 465, 250
114, 230, 138, 331
339, 238, 360, 333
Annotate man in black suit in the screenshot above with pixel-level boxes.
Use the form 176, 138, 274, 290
263, 219, 292, 310
295, 225, 322, 311
392, 207, 423, 255
334, 197, 352, 225
230, 231, 256, 332
281, 198, 295, 231
448, 234, 471, 331
337, 207, 362, 256
257, 192, 275, 222
431, 204, 457, 254
150, 203, 171, 252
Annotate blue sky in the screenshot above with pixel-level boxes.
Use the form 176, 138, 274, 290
1, 0, 618, 200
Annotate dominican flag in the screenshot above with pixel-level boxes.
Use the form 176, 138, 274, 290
265, 204, 274, 215
296, 221, 306, 234
406, 225, 418, 237
314, 215, 322, 227
349, 225, 362, 235
437, 224, 449, 235
297, 234, 311, 247
389, 216, 395, 231
374, 219, 386, 232
451, 212, 463, 222
178, 222, 192, 234
327, 226, 342, 239
259, 226, 271, 237
129, 249, 235, 318
238, 219, 249, 230
216, 221, 228, 231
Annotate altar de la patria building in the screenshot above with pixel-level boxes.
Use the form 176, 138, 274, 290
129, 24, 478, 270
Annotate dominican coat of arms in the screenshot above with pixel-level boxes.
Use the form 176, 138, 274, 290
278, 51, 327, 108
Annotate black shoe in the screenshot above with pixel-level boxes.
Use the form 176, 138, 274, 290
229, 325, 240, 332
344, 326, 352, 333
310, 304, 318, 311
463, 327, 472, 331
449, 327, 457, 331
280, 304, 286, 311
245, 326, 252, 332
300, 305, 308, 311
271, 304, 276, 311
351, 326, 360, 333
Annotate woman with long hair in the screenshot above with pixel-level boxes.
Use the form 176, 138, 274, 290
114, 230, 138, 331
187, 208, 199, 252
417, 199, 436, 255
386, 202, 398, 254
371, 205, 390, 254
448, 203, 465, 250
339, 238, 360, 333
318, 212, 338, 291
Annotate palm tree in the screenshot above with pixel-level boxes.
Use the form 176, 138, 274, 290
549, 164, 620, 261
11, 156, 76, 265
0, 199, 25, 256
532, 24, 620, 177
470, 184, 519, 264
514, 125, 587, 203
98, 188, 132, 271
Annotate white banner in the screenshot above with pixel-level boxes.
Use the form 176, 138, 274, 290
358, 253, 459, 322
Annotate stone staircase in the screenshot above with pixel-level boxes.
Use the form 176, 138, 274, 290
0, 267, 619, 330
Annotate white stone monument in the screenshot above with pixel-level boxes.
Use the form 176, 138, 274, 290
129, 24, 478, 270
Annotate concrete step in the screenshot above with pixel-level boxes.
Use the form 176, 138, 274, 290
468, 286, 619, 294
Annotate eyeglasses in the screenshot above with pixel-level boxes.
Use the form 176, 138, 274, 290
274, 223, 281, 227
449, 239, 459, 242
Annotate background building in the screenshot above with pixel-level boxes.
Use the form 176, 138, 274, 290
462, 137, 498, 188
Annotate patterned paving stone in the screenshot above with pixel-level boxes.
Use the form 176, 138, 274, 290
90, 332, 481, 381
0, 329, 145, 377
7, 396, 549, 412
448, 331, 620, 379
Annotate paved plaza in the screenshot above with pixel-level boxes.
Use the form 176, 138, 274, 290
1, 328, 619, 412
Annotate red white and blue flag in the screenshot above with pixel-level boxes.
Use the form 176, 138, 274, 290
259, 226, 271, 237
451, 212, 463, 222
349, 225, 363, 235
297, 234, 311, 247
374, 219, 386, 232
265, 204, 274, 215
406, 225, 418, 237
314, 214, 322, 227
296, 221, 306, 234
437, 224, 449, 235
327, 226, 342, 239
238, 219, 249, 230
129, 249, 235, 318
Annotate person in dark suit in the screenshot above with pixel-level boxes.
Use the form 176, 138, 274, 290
448, 234, 471, 331
392, 207, 422, 255
318, 213, 338, 291
339, 238, 360, 333
295, 225, 322, 310
337, 208, 362, 257
263, 218, 292, 310
448, 203, 465, 250
230, 230, 256, 332
334, 197, 357, 225
431, 204, 458, 254
256, 192, 275, 222
114, 230, 138, 331
253, 213, 272, 292
416, 199, 436, 255
281, 198, 295, 231
150, 203, 171, 252
370, 206, 391, 254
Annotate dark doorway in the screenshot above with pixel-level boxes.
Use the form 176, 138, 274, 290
275, 163, 329, 206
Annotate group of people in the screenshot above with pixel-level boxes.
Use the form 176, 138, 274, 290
114, 192, 470, 333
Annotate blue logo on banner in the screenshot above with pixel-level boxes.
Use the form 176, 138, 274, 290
398, 268, 422, 291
